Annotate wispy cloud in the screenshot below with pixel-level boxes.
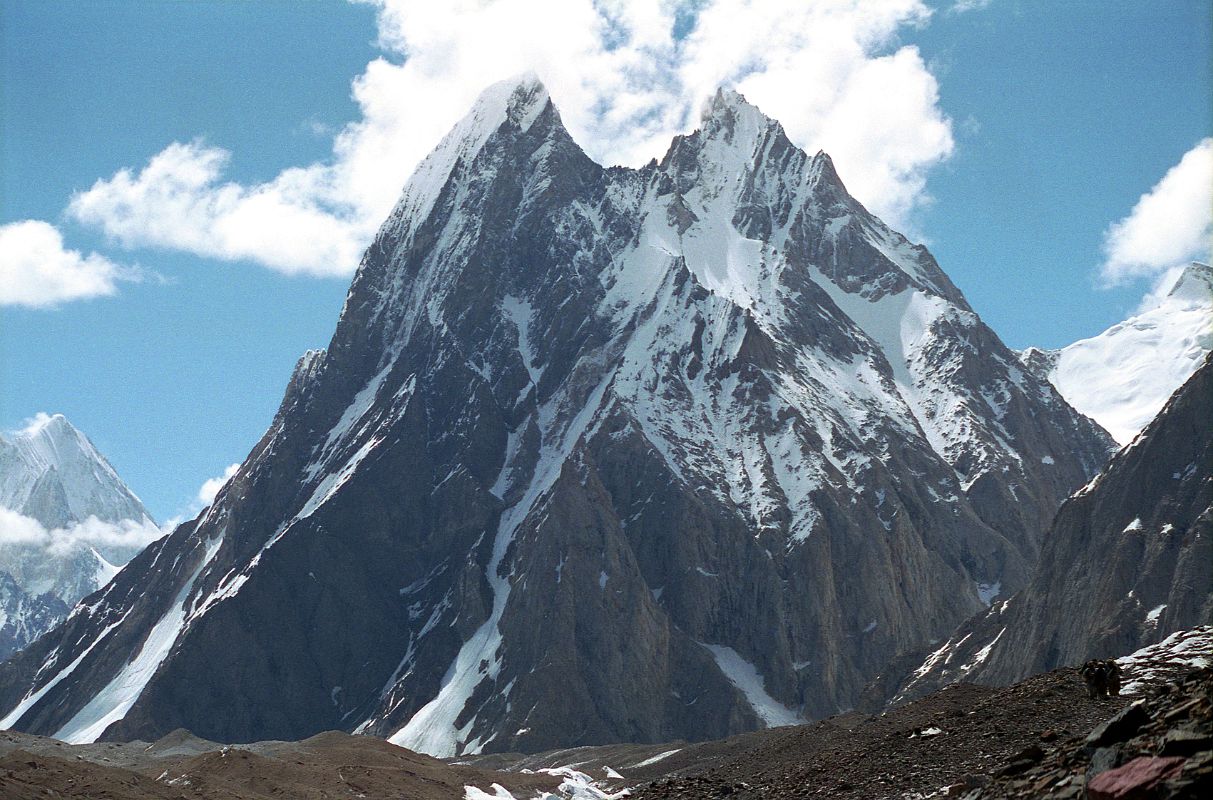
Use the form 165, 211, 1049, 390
0, 220, 138, 308
0, 506, 165, 557
67, 0, 955, 277
1100, 138, 1213, 287
949, 0, 992, 13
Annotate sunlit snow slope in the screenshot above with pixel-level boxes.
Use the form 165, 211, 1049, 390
1021, 262, 1212, 445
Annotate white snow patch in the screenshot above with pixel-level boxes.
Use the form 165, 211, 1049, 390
304, 364, 393, 481
1117, 626, 1213, 695
629, 749, 681, 769
464, 785, 518, 800
298, 436, 384, 521
501, 294, 544, 387
700, 643, 801, 728
536, 766, 631, 799
959, 627, 1005, 674
1123, 518, 1144, 533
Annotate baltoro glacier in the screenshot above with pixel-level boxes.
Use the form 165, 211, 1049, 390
0, 77, 1113, 755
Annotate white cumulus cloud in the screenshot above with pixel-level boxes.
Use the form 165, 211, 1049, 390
68, 0, 954, 277
1100, 138, 1213, 287
0, 220, 132, 308
68, 142, 366, 277
197, 463, 241, 507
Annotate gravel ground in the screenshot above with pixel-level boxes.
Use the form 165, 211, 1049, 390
0, 730, 560, 800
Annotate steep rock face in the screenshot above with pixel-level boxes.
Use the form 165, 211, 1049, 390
892, 354, 1213, 701
0, 78, 1111, 755
0, 414, 155, 660
1019, 261, 1212, 445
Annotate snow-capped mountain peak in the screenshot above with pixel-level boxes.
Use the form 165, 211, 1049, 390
0, 414, 158, 661
699, 86, 774, 140
0, 413, 151, 530
0, 81, 1112, 755
1166, 260, 1213, 306
1022, 261, 1212, 445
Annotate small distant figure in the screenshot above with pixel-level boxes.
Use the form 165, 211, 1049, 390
1081, 658, 1123, 698
1105, 659, 1122, 696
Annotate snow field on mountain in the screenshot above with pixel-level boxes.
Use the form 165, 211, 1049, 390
1038, 263, 1212, 445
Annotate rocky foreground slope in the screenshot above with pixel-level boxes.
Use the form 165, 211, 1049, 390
486, 627, 1213, 800
0, 76, 1111, 754
969, 629, 1213, 799
0, 729, 564, 800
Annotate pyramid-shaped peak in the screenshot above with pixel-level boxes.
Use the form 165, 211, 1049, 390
806, 149, 847, 191
1167, 261, 1213, 304
17, 412, 75, 440
700, 86, 770, 125
692, 86, 785, 154
11, 412, 98, 470
470, 72, 552, 130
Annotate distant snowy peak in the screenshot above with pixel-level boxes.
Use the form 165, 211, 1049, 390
0, 572, 69, 662
1023, 262, 1213, 445
0, 413, 152, 529
0, 414, 157, 659
1167, 260, 1213, 305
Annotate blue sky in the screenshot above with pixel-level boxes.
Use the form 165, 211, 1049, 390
2, 0, 1210, 522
